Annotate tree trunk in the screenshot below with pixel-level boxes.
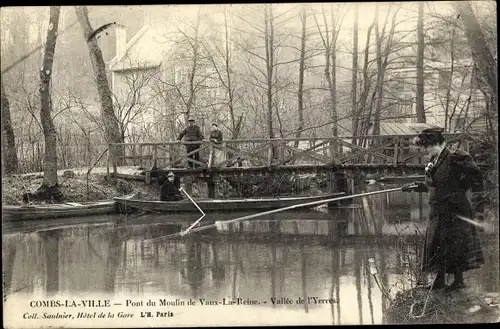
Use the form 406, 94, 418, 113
75, 6, 123, 165
294, 7, 307, 149
185, 8, 202, 123
1, 82, 19, 175
444, 27, 456, 131
265, 5, 275, 140
354, 22, 375, 143
313, 6, 342, 155
415, 1, 426, 123
373, 4, 382, 137
351, 4, 359, 135
330, 6, 339, 155
372, 6, 398, 138
223, 8, 239, 140
453, 1, 497, 107
39, 6, 60, 187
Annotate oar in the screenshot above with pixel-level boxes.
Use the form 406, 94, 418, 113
145, 185, 417, 242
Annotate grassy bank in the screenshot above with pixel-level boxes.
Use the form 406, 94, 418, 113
384, 234, 500, 324
386, 287, 499, 324
1, 167, 158, 205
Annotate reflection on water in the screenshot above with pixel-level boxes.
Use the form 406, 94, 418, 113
3, 199, 498, 325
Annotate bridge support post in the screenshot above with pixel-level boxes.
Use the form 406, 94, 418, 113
331, 171, 348, 207
183, 176, 193, 196
327, 170, 349, 238
326, 171, 337, 210
206, 175, 216, 199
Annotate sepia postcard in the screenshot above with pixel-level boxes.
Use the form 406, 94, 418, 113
2, 2, 499, 328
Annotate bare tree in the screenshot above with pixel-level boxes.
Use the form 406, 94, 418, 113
443, 25, 456, 131
371, 4, 401, 136
415, 1, 426, 123
351, 4, 359, 134
183, 8, 202, 123
452, 1, 497, 107
75, 6, 123, 163
1, 81, 19, 174
202, 7, 243, 139
443, 63, 473, 131
39, 6, 60, 190
160, 8, 205, 125
352, 19, 375, 140
264, 5, 276, 140
233, 4, 302, 151
155, 7, 214, 134
221, 7, 242, 139
351, 4, 401, 144
312, 4, 346, 154
112, 66, 160, 142
294, 6, 307, 148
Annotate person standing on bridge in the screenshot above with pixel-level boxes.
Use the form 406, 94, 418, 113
402, 127, 484, 291
178, 118, 203, 168
209, 123, 224, 165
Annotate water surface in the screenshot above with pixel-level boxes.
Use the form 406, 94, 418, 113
3, 196, 498, 326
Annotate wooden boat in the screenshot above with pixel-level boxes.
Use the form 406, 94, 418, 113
113, 192, 346, 213
2, 194, 135, 222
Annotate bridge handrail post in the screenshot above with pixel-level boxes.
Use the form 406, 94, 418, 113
279, 139, 285, 164
394, 138, 399, 165
106, 145, 110, 182
153, 144, 158, 167
139, 144, 143, 168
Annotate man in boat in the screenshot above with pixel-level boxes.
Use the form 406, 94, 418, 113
209, 123, 223, 165
402, 126, 484, 291
178, 118, 203, 168
160, 172, 183, 201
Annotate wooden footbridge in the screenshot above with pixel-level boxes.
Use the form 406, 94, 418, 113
105, 133, 472, 198
108, 133, 468, 178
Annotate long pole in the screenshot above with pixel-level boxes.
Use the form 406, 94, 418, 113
145, 186, 412, 242
179, 187, 206, 235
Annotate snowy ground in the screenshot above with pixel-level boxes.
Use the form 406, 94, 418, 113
19, 166, 144, 178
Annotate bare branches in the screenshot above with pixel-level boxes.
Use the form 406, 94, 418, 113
2, 3, 496, 174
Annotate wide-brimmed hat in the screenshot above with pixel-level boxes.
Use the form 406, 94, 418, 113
187, 118, 195, 122
413, 126, 445, 147
167, 171, 175, 177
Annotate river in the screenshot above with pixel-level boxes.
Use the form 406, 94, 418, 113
3, 202, 498, 326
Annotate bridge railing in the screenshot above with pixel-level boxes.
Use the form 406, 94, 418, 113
108, 133, 467, 175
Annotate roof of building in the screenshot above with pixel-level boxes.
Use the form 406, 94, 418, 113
379, 122, 435, 135
338, 122, 438, 137
109, 24, 166, 72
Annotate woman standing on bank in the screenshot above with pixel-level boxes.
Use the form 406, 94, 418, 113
402, 127, 484, 291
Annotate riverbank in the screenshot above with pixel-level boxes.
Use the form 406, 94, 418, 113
1, 167, 158, 206
385, 234, 500, 324
386, 284, 500, 324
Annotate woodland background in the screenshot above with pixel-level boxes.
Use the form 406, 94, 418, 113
1, 3, 497, 178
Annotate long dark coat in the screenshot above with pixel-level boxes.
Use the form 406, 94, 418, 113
160, 179, 183, 201
414, 147, 484, 274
